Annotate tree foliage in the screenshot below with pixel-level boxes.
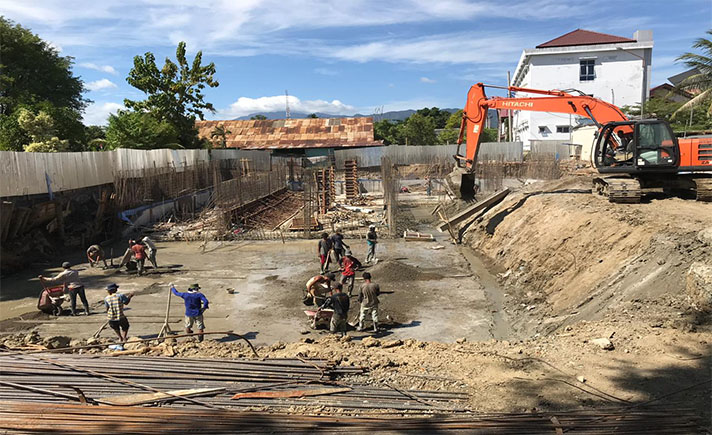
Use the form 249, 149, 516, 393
16, 108, 69, 152
0, 17, 88, 151
250, 114, 267, 120
374, 119, 404, 145
674, 30, 712, 116
124, 42, 219, 148
105, 110, 180, 150
415, 107, 450, 129
210, 125, 232, 148
625, 97, 712, 132
402, 113, 437, 145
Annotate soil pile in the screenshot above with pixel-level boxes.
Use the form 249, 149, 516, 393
464, 176, 712, 335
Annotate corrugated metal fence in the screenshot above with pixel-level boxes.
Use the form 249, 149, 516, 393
333, 143, 523, 168
0, 149, 273, 197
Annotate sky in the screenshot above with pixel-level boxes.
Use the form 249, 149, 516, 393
1, 0, 709, 125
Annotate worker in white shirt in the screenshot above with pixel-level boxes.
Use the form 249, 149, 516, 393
141, 236, 158, 269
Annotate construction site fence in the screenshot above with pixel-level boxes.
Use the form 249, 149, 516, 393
0, 148, 273, 198
333, 142, 524, 168
214, 167, 287, 209
529, 140, 582, 160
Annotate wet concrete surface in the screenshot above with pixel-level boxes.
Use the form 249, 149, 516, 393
0, 233, 510, 346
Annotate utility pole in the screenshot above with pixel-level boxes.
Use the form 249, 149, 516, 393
285, 90, 291, 119
507, 71, 513, 142
616, 47, 647, 119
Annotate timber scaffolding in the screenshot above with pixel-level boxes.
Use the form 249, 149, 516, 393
0, 354, 703, 433
344, 159, 359, 200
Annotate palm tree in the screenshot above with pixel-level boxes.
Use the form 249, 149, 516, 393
674, 30, 712, 117
210, 125, 232, 148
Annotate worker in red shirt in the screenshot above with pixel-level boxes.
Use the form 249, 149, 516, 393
339, 250, 362, 297
130, 240, 147, 276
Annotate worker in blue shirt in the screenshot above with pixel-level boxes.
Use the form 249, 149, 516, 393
169, 283, 209, 342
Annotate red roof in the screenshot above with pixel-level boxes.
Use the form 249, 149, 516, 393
536, 29, 636, 48
196, 117, 382, 150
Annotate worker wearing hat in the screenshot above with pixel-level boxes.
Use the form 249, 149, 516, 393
365, 225, 378, 264
104, 283, 134, 344
170, 283, 209, 342
39, 261, 90, 316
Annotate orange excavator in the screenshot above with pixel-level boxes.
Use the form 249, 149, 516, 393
455, 83, 712, 203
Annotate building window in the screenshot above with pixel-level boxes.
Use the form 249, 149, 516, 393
580, 59, 595, 81
538, 126, 549, 134
556, 125, 571, 133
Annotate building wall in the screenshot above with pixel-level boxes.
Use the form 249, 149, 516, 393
512, 43, 652, 147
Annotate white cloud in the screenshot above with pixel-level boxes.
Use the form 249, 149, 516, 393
86, 79, 118, 91
83, 102, 123, 125
329, 33, 527, 64
80, 63, 118, 75
314, 68, 338, 76
420, 77, 436, 83
218, 95, 356, 118
2, 0, 590, 53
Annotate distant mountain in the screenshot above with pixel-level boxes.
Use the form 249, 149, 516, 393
235, 108, 462, 122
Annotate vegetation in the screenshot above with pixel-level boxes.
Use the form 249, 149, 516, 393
122, 41, 219, 148
105, 110, 179, 149
16, 108, 69, 152
0, 17, 87, 151
250, 114, 267, 120
674, 30, 712, 117
210, 125, 232, 148
374, 108, 499, 145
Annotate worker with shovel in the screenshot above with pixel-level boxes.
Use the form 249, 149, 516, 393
104, 283, 134, 346
357, 272, 381, 332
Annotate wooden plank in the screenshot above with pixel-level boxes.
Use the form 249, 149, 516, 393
436, 189, 510, 232
100, 387, 225, 406
232, 387, 352, 400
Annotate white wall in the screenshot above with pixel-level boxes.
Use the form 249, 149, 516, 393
512, 43, 652, 147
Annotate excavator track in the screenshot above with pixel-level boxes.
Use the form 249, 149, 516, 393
693, 177, 712, 202
592, 177, 642, 204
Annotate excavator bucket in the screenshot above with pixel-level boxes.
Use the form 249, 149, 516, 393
447, 167, 477, 200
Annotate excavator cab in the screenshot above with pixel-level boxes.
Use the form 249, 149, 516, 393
594, 120, 679, 172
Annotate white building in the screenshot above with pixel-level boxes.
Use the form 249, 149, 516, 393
510, 29, 653, 149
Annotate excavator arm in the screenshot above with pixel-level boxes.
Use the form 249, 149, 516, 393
456, 83, 630, 169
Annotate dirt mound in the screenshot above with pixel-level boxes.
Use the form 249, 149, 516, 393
369, 260, 444, 282
464, 176, 712, 335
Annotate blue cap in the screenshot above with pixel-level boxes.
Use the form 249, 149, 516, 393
106, 283, 119, 290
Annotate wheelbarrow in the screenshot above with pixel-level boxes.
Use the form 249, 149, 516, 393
37, 285, 66, 316
304, 308, 333, 330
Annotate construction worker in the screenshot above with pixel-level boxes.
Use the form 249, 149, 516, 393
39, 262, 90, 316
365, 225, 378, 264
316, 283, 350, 336
130, 240, 147, 276
104, 283, 134, 345
330, 229, 350, 264
317, 232, 333, 273
141, 236, 158, 270
357, 272, 381, 332
86, 244, 108, 268
339, 250, 362, 297
170, 283, 209, 342
305, 273, 335, 305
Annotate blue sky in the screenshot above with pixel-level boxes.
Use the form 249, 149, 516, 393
1, 0, 709, 125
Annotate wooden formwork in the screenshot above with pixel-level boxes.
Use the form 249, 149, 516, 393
344, 159, 359, 200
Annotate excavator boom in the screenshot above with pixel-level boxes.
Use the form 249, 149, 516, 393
457, 83, 629, 169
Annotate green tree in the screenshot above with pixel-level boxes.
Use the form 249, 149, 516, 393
674, 30, 712, 117
250, 114, 267, 120
374, 119, 404, 145
105, 110, 180, 149
16, 108, 69, 152
307, 113, 318, 118
210, 125, 232, 148
124, 42, 219, 148
415, 107, 451, 129
402, 113, 437, 145
625, 97, 712, 132
0, 17, 88, 150
437, 110, 464, 144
